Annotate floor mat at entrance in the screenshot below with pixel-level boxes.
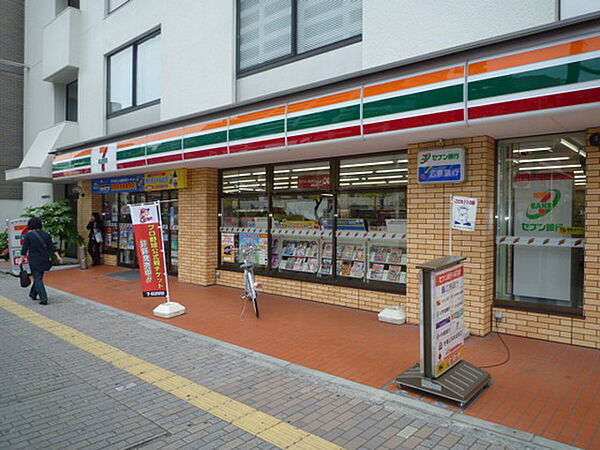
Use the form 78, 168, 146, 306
103, 269, 140, 282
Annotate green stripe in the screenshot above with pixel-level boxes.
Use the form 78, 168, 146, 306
184, 130, 227, 149
287, 105, 360, 132
146, 139, 182, 155
363, 85, 464, 119
52, 157, 91, 171
229, 119, 284, 142
469, 56, 600, 100
117, 146, 146, 161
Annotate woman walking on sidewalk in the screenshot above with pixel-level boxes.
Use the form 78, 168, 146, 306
86, 212, 104, 266
21, 217, 63, 305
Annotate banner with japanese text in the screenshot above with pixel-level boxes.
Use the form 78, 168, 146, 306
513, 172, 573, 301
129, 203, 168, 298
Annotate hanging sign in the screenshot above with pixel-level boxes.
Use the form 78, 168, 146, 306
297, 174, 331, 189
92, 175, 145, 194
451, 196, 478, 231
144, 169, 188, 191
428, 264, 465, 377
221, 233, 236, 263
129, 203, 168, 297
418, 147, 465, 184
7, 217, 30, 275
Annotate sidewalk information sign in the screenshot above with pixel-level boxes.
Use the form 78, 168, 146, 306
7, 217, 30, 275
129, 201, 185, 318
397, 256, 490, 406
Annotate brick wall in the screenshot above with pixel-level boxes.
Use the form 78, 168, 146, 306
406, 137, 496, 336
178, 168, 219, 286
217, 269, 403, 312
76, 181, 102, 265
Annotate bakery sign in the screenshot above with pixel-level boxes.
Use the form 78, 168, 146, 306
418, 147, 465, 184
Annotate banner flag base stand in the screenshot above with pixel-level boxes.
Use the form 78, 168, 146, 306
153, 301, 186, 318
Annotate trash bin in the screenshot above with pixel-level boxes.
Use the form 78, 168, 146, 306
78, 244, 88, 270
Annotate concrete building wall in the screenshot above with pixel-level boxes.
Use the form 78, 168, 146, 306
0, 0, 25, 223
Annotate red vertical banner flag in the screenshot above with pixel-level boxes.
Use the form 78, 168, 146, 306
129, 203, 168, 298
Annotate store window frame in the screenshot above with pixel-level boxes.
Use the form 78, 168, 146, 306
218, 151, 407, 294
65, 79, 78, 122
236, 0, 363, 77
106, 29, 161, 118
494, 131, 586, 318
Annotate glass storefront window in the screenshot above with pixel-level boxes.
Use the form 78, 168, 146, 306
496, 132, 586, 312
339, 154, 407, 189
273, 161, 330, 191
219, 152, 408, 290
222, 168, 266, 194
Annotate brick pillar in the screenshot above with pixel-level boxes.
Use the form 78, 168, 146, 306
178, 168, 219, 286
406, 137, 496, 336
76, 180, 102, 264
578, 127, 600, 348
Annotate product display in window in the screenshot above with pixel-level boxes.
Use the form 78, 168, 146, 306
336, 241, 366, 279
277, 239, 319, 273
367, 243, 406, 284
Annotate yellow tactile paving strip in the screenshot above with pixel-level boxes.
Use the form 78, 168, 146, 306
0, 296, 343, 450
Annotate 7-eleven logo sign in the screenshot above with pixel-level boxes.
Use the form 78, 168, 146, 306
526, 189, 561, 220
92, 144, 116, 174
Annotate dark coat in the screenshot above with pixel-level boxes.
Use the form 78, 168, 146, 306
21, 230, 56, 272
86, 219, 104, 240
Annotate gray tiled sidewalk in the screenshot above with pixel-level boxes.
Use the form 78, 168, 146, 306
0, 273, 575, 449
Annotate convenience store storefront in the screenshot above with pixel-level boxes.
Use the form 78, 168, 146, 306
90, 171, 184, 275
52, 29, 600, 349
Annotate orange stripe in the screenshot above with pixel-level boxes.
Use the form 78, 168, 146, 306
55, 148, 92, 162
364, 67, 464, 98
118, 137, 147, 149
469, 35, 600, 76
288, 89, 361, 114
184, 119, 228, 135
230, 106, 286, 125
146, 128, 185, 144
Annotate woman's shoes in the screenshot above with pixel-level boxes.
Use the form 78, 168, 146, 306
29, 294, 37, 301
39, 301, 48, 305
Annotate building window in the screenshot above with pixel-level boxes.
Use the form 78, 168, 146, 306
107, 31, 160, 116
68, 0, 80, 8
65, 80, 78, 122
219, 152, 407, 291
237, 0, 362, 74
560, 0, 600, 19
108, 0, 130, 13
496, 132, 586, 314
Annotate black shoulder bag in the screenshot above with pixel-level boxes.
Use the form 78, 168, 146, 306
32, 231, 53, 269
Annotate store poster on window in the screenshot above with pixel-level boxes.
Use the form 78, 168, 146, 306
451, 196, 478, 232
513, 173, 573, 301
239, 232, 268, 265
221, 233, 236, 263
129, 203, 168, 298
425, 264, 465, 378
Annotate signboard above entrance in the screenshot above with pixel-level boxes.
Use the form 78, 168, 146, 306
92, 170, 188, 194
418, 147, 465, 184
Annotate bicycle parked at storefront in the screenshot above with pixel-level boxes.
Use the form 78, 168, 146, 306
238, 245, 261, 318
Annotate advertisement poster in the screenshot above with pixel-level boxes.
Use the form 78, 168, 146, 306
92, 175, 145, 194
418, 147, 465, 184
7, 217, 30, 275
451, 196, 478, 231
129, 203, 168, 297
297, 174, 331, 189
429, 264, 465, 378
513, 173, 573, 301
145, 169, 188, 191
239, 232, 268, 265
221, 233, 236, 263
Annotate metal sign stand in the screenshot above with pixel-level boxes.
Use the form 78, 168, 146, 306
396, 256, 490, 407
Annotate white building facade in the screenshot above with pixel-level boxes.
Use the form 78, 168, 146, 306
8, 0, 600, 348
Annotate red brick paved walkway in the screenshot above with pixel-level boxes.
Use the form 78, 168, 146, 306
44, 266, 600, 449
